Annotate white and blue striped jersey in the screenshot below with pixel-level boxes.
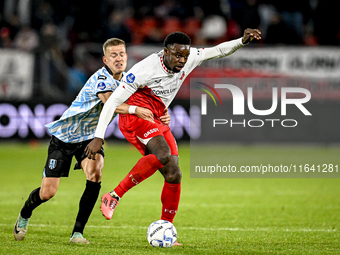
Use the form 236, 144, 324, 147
45, 66, 121, 143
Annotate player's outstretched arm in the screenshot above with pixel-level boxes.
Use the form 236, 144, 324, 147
203, 28, 261, 61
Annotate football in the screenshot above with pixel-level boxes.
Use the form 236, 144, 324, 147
147, 220, 177, 247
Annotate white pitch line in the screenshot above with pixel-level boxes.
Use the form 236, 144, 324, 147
1, 223, 337, 232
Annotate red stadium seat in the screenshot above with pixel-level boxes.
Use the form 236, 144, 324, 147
183, 17, 201, 38
162, 17, 181, 36
132, 17, 158, 44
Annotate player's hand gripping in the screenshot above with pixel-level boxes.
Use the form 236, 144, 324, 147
242, 28, 261, 44
135, 107, 154, 123
160, 108, 171, 125
135, 107, 171, 125
85, 137, 103, 160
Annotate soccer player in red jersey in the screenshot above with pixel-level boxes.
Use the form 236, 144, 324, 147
85, 29, 261, 245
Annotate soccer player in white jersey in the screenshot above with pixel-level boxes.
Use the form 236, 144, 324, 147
13, 38, 170, 244
85, 29, 261, 245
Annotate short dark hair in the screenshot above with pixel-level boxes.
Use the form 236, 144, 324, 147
163, 32, 191, 48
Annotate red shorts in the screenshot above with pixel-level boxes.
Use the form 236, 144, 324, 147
119, 114, 178, 156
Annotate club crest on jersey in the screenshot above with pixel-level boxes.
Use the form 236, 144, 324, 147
49, 159, 57, 169
97, 82, 106, 90
126, 73, 135, 83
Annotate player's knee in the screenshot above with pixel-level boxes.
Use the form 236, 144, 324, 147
84, 160, 103, 182
157, 151, 171, 166
39, 189, 55, 201
164, 168, 182, 184
87, 169, 102, 182
147, 136, 171, 165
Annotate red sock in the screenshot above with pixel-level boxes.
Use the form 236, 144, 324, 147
160, 181, 181, 223
114, 154, 163, 198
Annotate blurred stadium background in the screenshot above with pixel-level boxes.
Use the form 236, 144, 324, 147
0, 0, 339, 143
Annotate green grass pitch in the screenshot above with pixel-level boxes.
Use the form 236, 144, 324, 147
0, 141, 339, 254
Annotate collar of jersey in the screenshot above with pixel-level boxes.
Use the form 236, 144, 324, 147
104, 64, 113, 75
159, 55, 174, 74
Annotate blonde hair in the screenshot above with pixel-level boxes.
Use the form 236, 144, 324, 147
103, 38, 126, 55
